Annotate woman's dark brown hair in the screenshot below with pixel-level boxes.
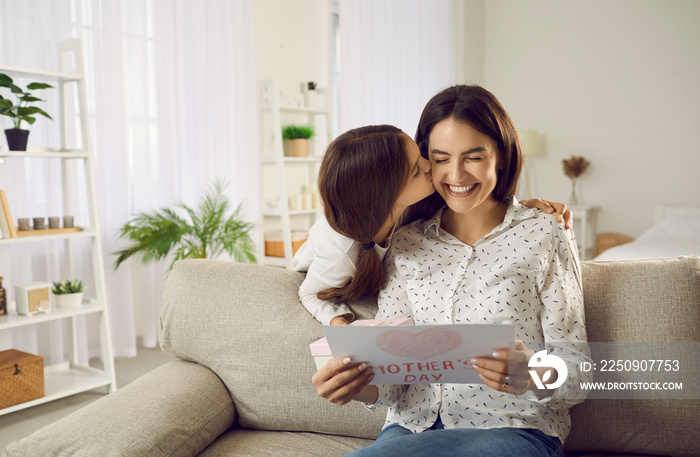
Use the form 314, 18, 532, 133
402, 84, 522, 224
317, 125, 410, 303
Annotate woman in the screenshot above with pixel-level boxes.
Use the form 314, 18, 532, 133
312, 85, 589, 457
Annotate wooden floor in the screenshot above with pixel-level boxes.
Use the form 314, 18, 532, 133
0, 346, 177, 451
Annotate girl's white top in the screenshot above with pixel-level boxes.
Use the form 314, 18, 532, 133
374, 198, 591, 444
292, 216, 391, 325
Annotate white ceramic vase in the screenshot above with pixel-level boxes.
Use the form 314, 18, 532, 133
56, 292, 83, 309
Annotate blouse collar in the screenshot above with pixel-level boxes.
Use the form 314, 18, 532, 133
421, 196, 538, 243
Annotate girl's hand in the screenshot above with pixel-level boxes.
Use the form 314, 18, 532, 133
471, 341, 554, 396
520, 198, 573, 229
312, 357, 377, 405
330, 316, 351, 325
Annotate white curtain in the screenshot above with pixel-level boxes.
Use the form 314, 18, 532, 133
338, 0, 457, 136
0, 0, 257, 361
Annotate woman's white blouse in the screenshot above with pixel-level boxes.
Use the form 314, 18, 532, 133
292, 216, 390, 325
374, 198, 590, 443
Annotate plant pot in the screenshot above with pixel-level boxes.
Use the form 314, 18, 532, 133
4, 128, 30, 151
56, 292, 83, 309
286, 138, 309, 158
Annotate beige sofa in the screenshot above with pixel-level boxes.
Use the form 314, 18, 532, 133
3, 256, 699, 457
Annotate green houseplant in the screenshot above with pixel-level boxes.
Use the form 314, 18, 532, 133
51, 279, 86, 309
114, 179, 257, 270
0, 73, 53, 151
282, 124, 314, 157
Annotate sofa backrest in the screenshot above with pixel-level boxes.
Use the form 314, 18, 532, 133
160, 256, 700, 454
565, 256, 700, 457
160, 259, 386, 440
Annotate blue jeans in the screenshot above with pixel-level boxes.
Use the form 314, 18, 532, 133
346, 416, 562, 457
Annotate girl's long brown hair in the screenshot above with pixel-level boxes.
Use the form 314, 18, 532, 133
316, 125, 410, 303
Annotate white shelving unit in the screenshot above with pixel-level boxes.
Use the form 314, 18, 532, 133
0, 39, 117, 416
258, 80, 331, 269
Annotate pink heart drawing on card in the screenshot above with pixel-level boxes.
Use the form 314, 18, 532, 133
375, 328, 462, 360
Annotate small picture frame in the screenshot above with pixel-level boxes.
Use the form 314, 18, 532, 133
15, 282, 52, 315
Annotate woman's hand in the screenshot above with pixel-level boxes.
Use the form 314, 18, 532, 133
520, 198, 573, 229
471, 341, 555, 396
312, 357, 377, 405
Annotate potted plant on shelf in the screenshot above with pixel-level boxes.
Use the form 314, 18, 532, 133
282, 124, 314, 157
0, 73, 54, 151
51, 279, 85, 309
113, 178, 257, 270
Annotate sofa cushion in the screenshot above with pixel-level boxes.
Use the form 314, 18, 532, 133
160, 259, 385, 440
198, 428, 373, 457
564, 256, 700, 457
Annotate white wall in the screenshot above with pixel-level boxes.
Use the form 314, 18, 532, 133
253, 0, 330, 92
456, 0, 484, 85
483, 0, 700, 237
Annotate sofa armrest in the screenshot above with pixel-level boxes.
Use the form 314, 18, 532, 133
3, 360, 236, 457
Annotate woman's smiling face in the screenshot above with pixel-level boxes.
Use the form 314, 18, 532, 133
428, 117, 500, 215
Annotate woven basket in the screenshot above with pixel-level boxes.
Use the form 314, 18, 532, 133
595, 232, 634, 257
265, 231, 308, 258
0, 349, 45, 409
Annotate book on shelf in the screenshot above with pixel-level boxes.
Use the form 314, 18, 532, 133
0, 203, 5, 238
0, 190, 7, 238
0, 190, 18, 238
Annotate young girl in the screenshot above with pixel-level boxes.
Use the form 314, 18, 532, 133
292, 125, 571, 326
